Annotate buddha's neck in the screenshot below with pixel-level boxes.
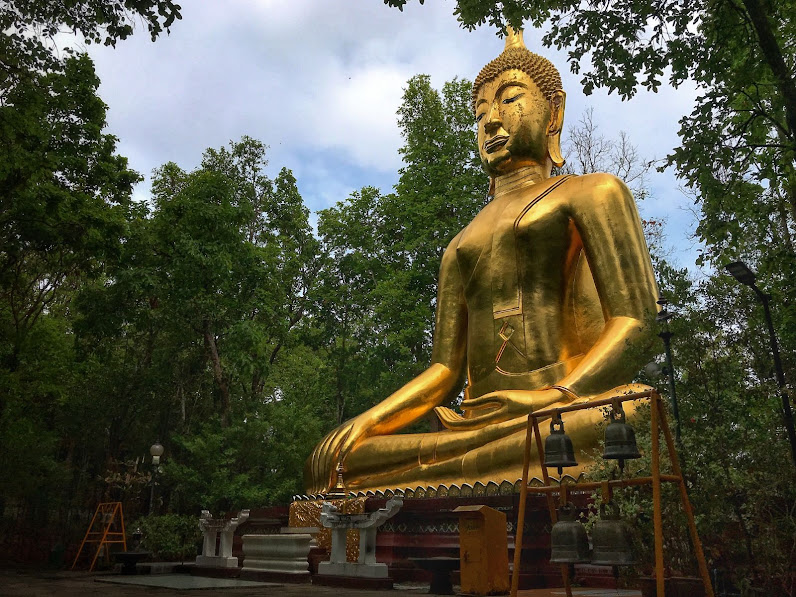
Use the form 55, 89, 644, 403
493, 164, 550, 198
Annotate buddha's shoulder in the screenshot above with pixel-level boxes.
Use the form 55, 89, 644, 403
558, 172, 631, 196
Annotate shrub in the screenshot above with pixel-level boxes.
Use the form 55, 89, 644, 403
134, 514, 201, 562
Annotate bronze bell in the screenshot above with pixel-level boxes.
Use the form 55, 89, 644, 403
591, 502, 635, 566
544, 414, 578, 475
603, 405, 641, 469
550, 503, 590, 563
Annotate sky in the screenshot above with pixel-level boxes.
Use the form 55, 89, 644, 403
80, 0, 703, 267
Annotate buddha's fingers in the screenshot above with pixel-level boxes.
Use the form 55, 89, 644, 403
436, 405, 510, 430
434, 406, 463, 424
311, 434, 329, 489
460, 394, 502, 411
321, 429, 344, 488
318, 422, 355, 492
313, 429, 339, 492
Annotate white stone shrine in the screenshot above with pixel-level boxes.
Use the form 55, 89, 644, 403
318, 498, 402, 578
195, 509, 250, 568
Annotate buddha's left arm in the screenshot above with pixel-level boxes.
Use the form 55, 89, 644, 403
556, 172, 658, 397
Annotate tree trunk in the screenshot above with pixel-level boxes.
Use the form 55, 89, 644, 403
203, 320, 231, 426
741, 0, 796, 146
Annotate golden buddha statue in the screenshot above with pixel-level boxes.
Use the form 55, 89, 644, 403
305, 29, 658, 494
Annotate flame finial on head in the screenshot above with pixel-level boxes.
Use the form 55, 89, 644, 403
504, 26, 525, 51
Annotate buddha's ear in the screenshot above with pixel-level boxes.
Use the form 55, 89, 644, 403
488, 176, 495, 197
547, 90, 566, 168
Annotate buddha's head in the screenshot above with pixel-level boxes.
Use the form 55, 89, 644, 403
473, 29, 565, 179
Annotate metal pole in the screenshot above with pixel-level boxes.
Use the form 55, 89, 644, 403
650, 395, 665, 597
510, 415, 535, 597
658, 329, 681, 442
149, 466, 157, 516
754, 288, 796, 468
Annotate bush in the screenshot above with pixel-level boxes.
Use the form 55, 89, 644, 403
134, 514, 201, 562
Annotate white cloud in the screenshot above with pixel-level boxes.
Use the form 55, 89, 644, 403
75, 0, 703, 265
302, 64, 410, 171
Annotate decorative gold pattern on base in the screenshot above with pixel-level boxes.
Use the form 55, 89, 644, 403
292, 474, 584, 502
288, 497, 366, 561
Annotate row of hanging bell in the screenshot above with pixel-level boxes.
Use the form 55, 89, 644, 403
543, 404, 641, 474
550, 502, 635, 565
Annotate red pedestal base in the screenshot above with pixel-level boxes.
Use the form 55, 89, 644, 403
354, 492, 616, 590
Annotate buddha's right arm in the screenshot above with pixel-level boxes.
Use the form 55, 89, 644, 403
307, 235, 468, 490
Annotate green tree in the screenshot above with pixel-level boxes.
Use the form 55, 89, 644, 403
314, 186, 386, 424
0, 54, 139, 372
379, 75, 487, 386
1, 0, 182, 89
0, 53, 141, 535
72, 137, 326, 513
587, 264, 796, 593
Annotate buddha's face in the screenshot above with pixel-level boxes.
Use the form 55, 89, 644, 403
475, 69, 551, 177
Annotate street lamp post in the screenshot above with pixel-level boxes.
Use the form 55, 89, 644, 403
725, 261, 796, 468
149, 441, 164, 516
656, 297, 681, 442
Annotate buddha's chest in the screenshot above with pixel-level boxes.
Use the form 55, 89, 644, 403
455, 185, 571, 297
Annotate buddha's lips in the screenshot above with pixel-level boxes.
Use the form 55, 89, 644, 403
484, 135, 508, 153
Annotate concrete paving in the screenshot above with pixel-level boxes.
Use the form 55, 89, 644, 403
0, 567, 642, 596
96, 573, 281, 589
0, 568, 423, 596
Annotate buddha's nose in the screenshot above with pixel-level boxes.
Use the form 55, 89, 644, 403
484, 101, 502, 133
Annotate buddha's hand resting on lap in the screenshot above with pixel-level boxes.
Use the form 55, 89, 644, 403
435, 388, 568, 431
307, 415, 371, 494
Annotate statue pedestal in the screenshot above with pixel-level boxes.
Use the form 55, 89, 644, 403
292, 490, 619, 590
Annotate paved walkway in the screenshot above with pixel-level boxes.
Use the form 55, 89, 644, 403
0, 567, 641, 596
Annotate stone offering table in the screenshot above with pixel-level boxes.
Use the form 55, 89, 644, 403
196, 509, 250, 568
240, 527, 316, 582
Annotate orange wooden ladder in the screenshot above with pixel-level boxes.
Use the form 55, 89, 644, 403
71, 501, 127, 571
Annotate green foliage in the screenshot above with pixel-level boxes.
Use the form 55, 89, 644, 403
0, 0, 182, 88
0, 54, 139, 371
583, 263, 796, 594
70, 136, 325, 512
135, 514, 200, 562
1, 0, 181, 47
165, 346, 327, 513
0, 54, 139, 519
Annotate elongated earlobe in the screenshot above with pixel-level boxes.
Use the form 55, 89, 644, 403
547, 90, 566, 168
